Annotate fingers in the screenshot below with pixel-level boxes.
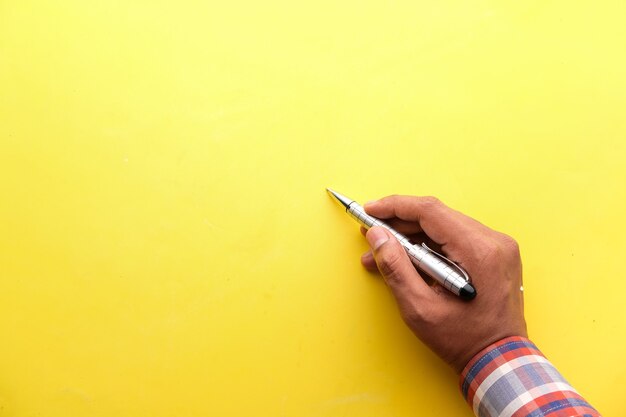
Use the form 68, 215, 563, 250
380, 218, 423, 235
362, 247, 438, 285
360, 218, 423, 236
360, 223, 422, 239
360, 250, 378, 271
365, 227, 432, 305
364, 195, 487, 249
361, 226, 441, 254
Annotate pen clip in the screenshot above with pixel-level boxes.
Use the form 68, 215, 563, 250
421, 243, 471, 282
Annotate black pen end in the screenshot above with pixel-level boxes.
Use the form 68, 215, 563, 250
459, 283, 477, 301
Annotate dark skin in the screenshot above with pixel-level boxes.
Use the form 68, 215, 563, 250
358, 195, 527, 374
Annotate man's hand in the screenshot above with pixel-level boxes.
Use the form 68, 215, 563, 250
360, 195, 527, 374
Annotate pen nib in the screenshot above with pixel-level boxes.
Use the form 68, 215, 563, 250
326, 188, 354, 210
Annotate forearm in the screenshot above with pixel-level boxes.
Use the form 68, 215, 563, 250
460, 336, 600, 417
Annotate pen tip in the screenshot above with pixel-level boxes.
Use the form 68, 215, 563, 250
325, 188, 353, 210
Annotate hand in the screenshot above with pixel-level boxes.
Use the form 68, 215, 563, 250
360, 195, 527, 373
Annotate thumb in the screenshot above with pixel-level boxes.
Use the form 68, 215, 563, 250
366, 227, 431, 300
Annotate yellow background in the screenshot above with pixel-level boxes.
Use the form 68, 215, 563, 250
1, 1, 625, 416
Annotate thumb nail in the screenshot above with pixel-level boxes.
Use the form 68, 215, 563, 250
366, 227, 389, 251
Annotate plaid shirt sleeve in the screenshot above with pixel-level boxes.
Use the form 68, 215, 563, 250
459, 336, 600, 417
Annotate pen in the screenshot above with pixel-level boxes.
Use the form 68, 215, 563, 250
326, 188, 476, 300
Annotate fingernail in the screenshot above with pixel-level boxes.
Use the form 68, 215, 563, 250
366, 227, 389, 250
363, 200, 378, 208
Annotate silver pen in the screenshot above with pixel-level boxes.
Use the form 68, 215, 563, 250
327, 188, 476, 300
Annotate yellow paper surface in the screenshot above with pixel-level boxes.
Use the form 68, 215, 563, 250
1, 1, 625, 415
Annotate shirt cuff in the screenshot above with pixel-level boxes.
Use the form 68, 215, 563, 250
459, 336, 600, 417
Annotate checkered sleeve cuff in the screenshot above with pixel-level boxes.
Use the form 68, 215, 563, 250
459, 336, 600, 417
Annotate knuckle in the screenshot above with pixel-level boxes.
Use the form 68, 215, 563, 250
381, 193, 401, 204
499, 233, 520, 255
477, 234, 521, 266
420, 195, 442, 208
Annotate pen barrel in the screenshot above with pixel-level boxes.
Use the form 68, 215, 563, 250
406, 246, 467, 295
348, 203, 467, 296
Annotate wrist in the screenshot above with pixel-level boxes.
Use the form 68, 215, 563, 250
451, 330, 528, 374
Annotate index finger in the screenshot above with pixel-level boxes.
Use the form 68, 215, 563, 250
364, 195, 490, 249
